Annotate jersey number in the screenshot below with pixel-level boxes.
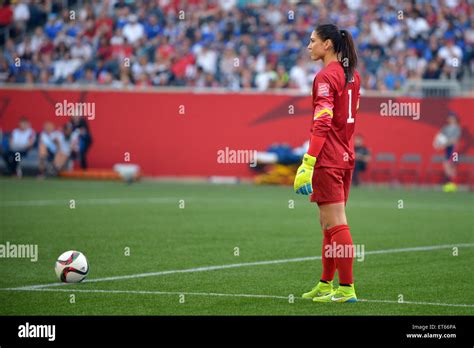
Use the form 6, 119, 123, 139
347, 90, 354, 124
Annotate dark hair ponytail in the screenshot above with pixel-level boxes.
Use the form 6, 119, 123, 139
315, 24, 358, 85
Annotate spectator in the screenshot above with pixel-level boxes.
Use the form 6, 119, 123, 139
38, 69, 52, 84
353, 134, 371, 186
269, 31, 286, 55
144, 14, 161, 40
44, 14, 63, 40
38, 122, 78, 177
289, 57, 311, 93
13, 0, 30, 28
406, 10, 430, 40
52, 51, 82, 82
196, 42, 218, 75
439, 112, 461, 192
0, 56, 11, 82
255, 62, 277, 91
0, 1, 13, 28
95, 7, 114, 39
369, 17, 395, 47
38, 122, 60, 177
2, 117, 36, 177
219, 0, 237, 12
70, 36, 93, 62
423, 60, 442, 79
382, 61, 405, 90
275, 63, 289, 88
239, 68, 253, 89
219, 45, 238, 86
131, 55, 153, 81
122, 15, 144, 45
438, 38, 463, 79
30, 27, 46, 52
68, 116, 93, 169
76, 67, 96, 85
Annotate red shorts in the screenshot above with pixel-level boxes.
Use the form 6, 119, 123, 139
310, 167, 353, 206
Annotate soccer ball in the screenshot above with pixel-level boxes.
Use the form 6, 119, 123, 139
54, 250, 89, 283
433, 132, 448, 149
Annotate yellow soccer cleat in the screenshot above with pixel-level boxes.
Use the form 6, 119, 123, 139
313, 284, 358, 303
443, 182, 458, 192
302, 281, 335, 299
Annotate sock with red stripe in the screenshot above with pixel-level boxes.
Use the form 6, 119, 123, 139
320, 228, 336, 282
327, 224, 354, 285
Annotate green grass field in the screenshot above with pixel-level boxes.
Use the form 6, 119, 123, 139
0, 178, 473, 315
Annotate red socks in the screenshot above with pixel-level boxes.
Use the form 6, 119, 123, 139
321, 228, 336, 282
322, 224, 354, 285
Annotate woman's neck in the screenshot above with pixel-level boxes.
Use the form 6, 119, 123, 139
323, 53, 338, 67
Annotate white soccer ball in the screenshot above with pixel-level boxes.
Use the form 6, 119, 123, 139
433, 133, 448, 149
54, 250, 89, 283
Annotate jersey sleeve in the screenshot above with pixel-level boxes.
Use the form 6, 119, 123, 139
307, 72, 335, 158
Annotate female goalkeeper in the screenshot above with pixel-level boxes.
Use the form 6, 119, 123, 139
294, 24, 360, 303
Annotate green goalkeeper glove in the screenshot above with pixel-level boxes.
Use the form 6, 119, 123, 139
294, 153, 317, 195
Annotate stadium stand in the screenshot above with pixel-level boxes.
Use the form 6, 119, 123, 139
0, 0, 473, 92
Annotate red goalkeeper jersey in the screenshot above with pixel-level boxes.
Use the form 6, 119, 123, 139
308, 61, 361, 169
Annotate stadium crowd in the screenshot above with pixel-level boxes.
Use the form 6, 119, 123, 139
0, 0, 472, 92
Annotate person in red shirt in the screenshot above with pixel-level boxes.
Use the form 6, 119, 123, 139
294, 24, 361, 303
0, 2, 13, 27
95, 8, 114, 39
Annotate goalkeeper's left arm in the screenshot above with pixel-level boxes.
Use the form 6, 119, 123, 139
293, 135, 326, 195
294, 79, 334, 195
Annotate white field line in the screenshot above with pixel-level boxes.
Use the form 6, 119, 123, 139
0, 197, 472, 211
0, 197, 179, 207
357, 298, 474, 308
3, 288, 289, 300
4, 243, 474, 291
3, 287, 474, 308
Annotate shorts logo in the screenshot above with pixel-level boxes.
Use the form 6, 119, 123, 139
318, 83, 329, 96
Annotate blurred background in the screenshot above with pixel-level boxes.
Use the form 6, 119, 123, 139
0, 0, 473, 189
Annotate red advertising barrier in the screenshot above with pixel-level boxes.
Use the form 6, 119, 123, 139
1, 88, 473, 182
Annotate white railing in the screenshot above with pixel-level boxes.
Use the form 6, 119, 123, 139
402, 79, 463, 97
1, 80, 473, 97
